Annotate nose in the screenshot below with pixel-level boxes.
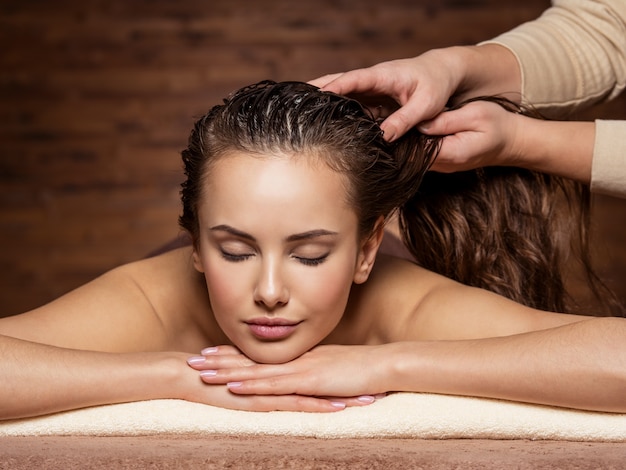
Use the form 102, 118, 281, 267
253, 258, 289, 309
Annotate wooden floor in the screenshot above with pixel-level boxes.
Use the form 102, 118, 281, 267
0, 0, 624, 317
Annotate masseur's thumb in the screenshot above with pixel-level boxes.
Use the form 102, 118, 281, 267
418, 107, 469, 137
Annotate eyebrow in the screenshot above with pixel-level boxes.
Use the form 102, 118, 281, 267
209, 225, 338, 242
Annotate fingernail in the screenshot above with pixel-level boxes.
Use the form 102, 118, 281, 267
201, 346, 218, 355
187, 356, 206, 365
382, 129, 396, 142
357, 395, 375, 404
331, 402, 346, 409
199, 370, 217, 378
227, 382, 243, 389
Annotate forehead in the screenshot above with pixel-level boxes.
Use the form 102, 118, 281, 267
199, 151, 357, 232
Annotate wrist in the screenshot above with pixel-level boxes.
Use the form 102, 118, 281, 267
454, 44, 522, 103
153, 352, 197, 401
107, 351, 193, 403
378, 341, 430, 393
513, 117, 594, 184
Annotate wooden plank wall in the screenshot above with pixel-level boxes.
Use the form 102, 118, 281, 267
1, 0, 624, 317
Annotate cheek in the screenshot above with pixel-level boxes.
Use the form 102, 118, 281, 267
203, 262, 247, 316
302, 260, 355, 315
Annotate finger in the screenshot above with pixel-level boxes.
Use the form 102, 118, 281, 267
187, 352, 258, 370
381, 103, 434, 142
241, 394, 347, 413
307, 73, 343, 88
322, 395, 385, 407
380, 90, 447, 141
418, 107, 474, 136
314, 68, 394, 96
225, 375, 303, 396
199, 345, 242, 356
196, 362, 290, 381
429, 134, 478, 173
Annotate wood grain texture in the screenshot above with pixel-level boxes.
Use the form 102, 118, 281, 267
0, 0, 624, 316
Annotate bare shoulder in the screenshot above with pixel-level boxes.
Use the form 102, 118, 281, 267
345, 254, 591, 343
0, 247, 215, 352
342, 254, 443, 343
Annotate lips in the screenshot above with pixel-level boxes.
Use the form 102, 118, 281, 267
245, 318, 301, 340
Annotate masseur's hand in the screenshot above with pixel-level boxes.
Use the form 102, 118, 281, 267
310, 44, 521, 144
422, 100, 595, 183
187, 344, 389, 404
421, 100, 523, 173
310, 50, 461, 142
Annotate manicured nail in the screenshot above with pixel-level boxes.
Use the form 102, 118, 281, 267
199, 370, 217, 378
187, 356, 206, 365
201, 346, 218, 355
227, 382, 243, 389
331, 402, 346, 409
357, 395, 375, 404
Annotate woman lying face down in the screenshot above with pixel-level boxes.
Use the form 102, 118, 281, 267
179, 81, 433, 364
0, 81, 624, 419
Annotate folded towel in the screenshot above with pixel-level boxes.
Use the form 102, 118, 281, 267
2, 393, 625, 441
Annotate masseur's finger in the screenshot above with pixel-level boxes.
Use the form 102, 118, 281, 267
419, 106, 477, 136
308, 72, 343, 88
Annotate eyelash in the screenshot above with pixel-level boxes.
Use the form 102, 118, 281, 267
220, 251, 328, 266
294, 254, 328, 266
220, 251, 252, 263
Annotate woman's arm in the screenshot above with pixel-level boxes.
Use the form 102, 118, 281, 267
0, 248, 359, 419
192, 256, 626, 412
196, 317, 626, 412
0, 334, 353, 419
0, 334, 180, 419
386, 317, 626, 412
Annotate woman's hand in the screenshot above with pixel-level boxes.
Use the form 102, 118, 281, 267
186, 344, 389, 405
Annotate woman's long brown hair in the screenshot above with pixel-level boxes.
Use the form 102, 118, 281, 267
397, 97, 622, 315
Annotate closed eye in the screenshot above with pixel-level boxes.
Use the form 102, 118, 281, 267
220, 250, 254, 262
294, 254, 329, 266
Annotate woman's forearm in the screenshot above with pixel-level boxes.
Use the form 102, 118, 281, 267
0, 334, 185, 420
387, 317, 626, 412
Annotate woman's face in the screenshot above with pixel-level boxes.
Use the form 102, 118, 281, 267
192, 151, 379, 364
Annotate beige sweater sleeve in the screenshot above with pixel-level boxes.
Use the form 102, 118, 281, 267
591, 120, 626, 197
482, 0, 626, 198
483, 0, 626, 117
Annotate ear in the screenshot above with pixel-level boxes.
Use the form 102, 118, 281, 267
192, 245, 205, 273
353, 217, 385, 284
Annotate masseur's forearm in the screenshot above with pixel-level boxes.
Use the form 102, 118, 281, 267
0, 334, 185, 420
514, 117, 594, 184
387, 317, 626, 412
452, 44, 522, 103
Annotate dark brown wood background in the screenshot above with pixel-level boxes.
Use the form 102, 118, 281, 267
1, 0, 624, 317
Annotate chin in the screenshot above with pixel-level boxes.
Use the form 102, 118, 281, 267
243, 344, 308, 364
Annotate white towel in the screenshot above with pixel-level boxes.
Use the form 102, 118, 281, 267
2, 393, 625, 441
